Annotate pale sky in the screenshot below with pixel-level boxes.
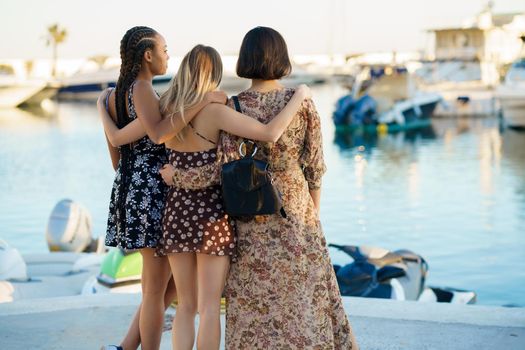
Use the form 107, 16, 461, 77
1, 0, 523, 59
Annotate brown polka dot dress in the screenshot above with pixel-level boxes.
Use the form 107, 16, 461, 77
157, 148, 236, 257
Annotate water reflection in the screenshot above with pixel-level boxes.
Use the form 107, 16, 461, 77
0, 105, 58, 126
326, 116, 525, 306
333, 125, 437, 156
1, 86, 525, 306
501, 128, 525, 216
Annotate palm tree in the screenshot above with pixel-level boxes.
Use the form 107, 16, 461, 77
46, 23, 67, 78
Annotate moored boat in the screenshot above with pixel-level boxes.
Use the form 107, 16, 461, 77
329, 244, 477, 304
333, 64, 441, 133
496, 36, 525, 130
0, 199, 105, 303
0, 76, 60, 109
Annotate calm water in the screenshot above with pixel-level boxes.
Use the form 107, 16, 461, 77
1, 84, 524, 307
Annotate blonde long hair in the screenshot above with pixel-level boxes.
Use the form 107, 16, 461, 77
160, 45, 223, 141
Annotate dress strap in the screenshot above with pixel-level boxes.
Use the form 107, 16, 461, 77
188, 122, 217, 146
105, 87, 114, 112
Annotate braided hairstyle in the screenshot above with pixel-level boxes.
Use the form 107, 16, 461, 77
113, 26, 158, 226
115, 26, 158, 130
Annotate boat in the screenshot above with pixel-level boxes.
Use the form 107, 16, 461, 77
333, 64, 441, 133
416, 60, 498, 117
329, 244, 476, 304
82, 249, 142, 295
0, 199, 105, 303
0, 74, 60, 109
58, 65, 172, 101
496, 36, 525, 130
281, 65, 328, 87
416, 5, 525, 117
0, 62, 61, 108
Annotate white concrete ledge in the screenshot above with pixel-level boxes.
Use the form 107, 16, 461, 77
342, 297, 525, 327
0, 294, 524, 350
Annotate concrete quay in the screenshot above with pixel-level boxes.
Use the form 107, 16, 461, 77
0, 294, 524, 349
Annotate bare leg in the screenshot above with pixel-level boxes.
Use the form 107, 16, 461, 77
163, 276, 177, 309
119, 278, 177, 350
196, 254, 230, 350
168, 253, 197, 350
120, 305, 140, 350
139, 248, 172, 350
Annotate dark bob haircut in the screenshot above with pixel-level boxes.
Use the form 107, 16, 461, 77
236, 26, 292, 80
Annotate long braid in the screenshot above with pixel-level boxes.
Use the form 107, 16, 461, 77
115, 26, 157, 129
113, 26, 157, 232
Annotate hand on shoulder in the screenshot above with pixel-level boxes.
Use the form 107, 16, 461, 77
97, 87, 114, 109
205, 90, 228, 105
159, 164, 175, 186
296, 84, 312, 100
202, 100, 228, 115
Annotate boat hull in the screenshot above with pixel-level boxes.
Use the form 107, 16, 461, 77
0, 83, 59, 108
335, 100, 438, 133
0, 252, 102, 303
497, 89, 525, 129
58, 76, 172, 101
421, 83, 497, 117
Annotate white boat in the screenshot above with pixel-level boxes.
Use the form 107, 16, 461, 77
58, 66, 173, 101
416, 61, 498, 117
333, 64, 442, 132
329, 244, 477, 304
417, 5, 525, 117
0, 75, 60, 109
0, 247, 103, 303
0, 199, 105, 303
496, 36, 525, 129
281, 65, 328, 87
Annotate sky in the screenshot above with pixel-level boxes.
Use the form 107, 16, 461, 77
1, 0, 523, 60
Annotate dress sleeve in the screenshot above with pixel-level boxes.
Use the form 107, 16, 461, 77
300, 98, 327, 190
216, 98, 241, 166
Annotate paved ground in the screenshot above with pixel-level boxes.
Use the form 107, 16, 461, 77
0, 294, 524, 349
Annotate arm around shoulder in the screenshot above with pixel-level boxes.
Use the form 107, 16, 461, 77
131, 81, 165, 144
213, 86, 310, 142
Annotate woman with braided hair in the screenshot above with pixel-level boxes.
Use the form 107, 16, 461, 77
97, 27, 226, 350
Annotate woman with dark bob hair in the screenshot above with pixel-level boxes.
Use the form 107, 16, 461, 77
220, 27, 358, 349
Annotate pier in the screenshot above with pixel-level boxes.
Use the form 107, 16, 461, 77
1, 294, 523, 349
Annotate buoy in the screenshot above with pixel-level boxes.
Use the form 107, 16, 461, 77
377, 123, 388, 134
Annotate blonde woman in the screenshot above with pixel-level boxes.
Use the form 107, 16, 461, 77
96, 27, 226, 350
156, 45, 310, 350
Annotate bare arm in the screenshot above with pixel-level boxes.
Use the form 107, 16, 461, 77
104, 134, 120, 170
133, 81, 227, 144
97, 89, 146, 147
309, 188, 321, 218
211, 85, 310, 142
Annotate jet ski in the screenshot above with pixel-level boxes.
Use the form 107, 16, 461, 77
329, 244, 476, 304
82, 249, 142, 294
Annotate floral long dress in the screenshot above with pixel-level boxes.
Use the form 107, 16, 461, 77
220, 88, 357, 349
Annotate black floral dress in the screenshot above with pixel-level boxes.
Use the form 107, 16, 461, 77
105, 82, 168, 250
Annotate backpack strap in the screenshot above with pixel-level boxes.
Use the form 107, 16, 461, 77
232, 95, 242, 113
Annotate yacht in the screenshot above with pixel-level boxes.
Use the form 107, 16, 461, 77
417, 5, 525, 117
0, 74, 59, 108
496, 37, 525, 129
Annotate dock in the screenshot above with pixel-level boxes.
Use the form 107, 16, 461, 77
1, 294, 523, 349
